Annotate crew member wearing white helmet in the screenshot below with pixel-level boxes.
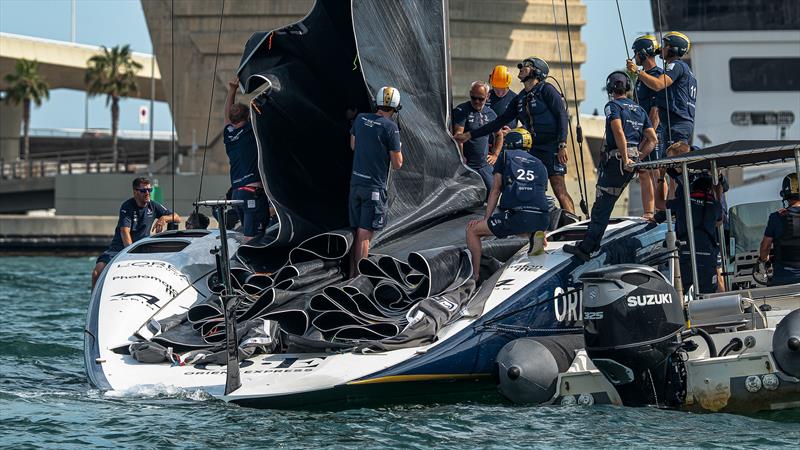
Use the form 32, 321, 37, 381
348, 86, 404, 277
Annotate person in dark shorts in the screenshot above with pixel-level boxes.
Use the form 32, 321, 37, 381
758, 173, 800, 287
91, 177, 181, 288
223, 77, 275, 241
466, 128, 550, 281
455, 57, 574, 214
628, 31, 697, 149
631, 34, 667, 219
349, 86, 404, 277
452, 81, 502, 196
564, 71, 657, 262
667, 173, 723, 294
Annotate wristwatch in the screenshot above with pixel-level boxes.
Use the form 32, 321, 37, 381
558, 142, 567, 150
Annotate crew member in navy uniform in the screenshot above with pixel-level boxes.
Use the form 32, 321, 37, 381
631, 34, 666, 220
758, 173, 800, 287
466, 128, 550, 281
667, 173, 723, 294
91, 176, 181, 288
487, 65, 518, 130
564, 71, 657, 262
349, 86, 404, 277
224, 77, 274, 241
452, 81, 502, 195
628, 31, 697, 148
455, 57, 575, 214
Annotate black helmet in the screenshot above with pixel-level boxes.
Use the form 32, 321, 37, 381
631, 34, 660, 60
605, 71, 631, 94
663, 31, 691, 57
517, 57, 549, 81
691, 173, 713, 193
781, 173, 800, 201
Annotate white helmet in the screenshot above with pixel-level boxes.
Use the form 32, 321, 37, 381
376, 86, 401, 109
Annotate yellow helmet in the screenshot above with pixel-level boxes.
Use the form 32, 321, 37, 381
663, 31, 691, 57
489, 65, 512, 89
781, 173, 799, 200
504, 127, 532, 151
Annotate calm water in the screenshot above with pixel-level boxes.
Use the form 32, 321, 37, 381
2, 256, 800, 449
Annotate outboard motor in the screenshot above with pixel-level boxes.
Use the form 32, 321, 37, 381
579, 264, 687, 407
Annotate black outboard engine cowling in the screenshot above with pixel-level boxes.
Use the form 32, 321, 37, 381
579, 264, 686, 407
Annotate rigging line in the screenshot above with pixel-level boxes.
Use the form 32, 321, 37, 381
563, 0, 590, 216
614, 0, 631, 59
550, 0, 585, 206
655, 0, 673, 145
196, 0, 226, 210
170, 0, 175, 218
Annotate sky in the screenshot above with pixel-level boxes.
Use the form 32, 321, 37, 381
0, 0, 655, 131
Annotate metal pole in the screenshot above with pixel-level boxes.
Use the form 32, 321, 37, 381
214, 204, 241, 395
149, 52, 156, 166
71, 0, 76, 42
84, 94, 89, 131
711, 160, 729, 291
681, 162, 700, 297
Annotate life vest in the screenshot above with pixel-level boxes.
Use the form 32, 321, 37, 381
774, 209, 800, 267
499, 150, 548, 211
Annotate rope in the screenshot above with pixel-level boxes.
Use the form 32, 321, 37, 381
196, 0, 226, 211
550, 0, 586, 211
615, 0, 631, 59
655, 0, 673, 145
563, 0, 590, 216
170, 0, 175, 217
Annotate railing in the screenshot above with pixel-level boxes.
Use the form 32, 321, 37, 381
0, 158, 149, 180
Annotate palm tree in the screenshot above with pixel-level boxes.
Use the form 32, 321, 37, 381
3, 58, 50, 176
85, 45, 142, 171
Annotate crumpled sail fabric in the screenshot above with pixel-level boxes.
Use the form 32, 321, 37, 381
129, 0, 521, 364
237, 0, 483, 255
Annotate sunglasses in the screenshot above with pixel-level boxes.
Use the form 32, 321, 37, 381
136, 188, 153, 193
470, 96, 486, 101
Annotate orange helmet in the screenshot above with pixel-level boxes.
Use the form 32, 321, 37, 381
489, 65, 512, 89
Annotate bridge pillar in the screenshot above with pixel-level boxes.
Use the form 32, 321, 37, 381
0, 100, 21, 162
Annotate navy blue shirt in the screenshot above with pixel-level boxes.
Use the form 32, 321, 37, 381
655, 59, 697, 124
667, 190, 722, 246
604, 98, 653, 149
635, 66, 664, 121
487, 89, 518, 130
453, 101, 497, 168
108, 198, 172, 251
471, 82, 568, 147
223, 121, 260, 188
493, 149, 549, 211
350, 113, 401, 189
765, 206, 800, 281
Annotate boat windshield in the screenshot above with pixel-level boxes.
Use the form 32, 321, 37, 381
729, 200, 784, 253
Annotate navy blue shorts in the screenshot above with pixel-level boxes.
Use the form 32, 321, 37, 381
487, 209, 549, 239
233, 187, 269, 237
530, 145, 566, 177
662, 121, 694, 146
96, 249, 119, 265
349, 184, 387, 231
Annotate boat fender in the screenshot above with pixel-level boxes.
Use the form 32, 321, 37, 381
496, 335, 584, 405
773, 309, 800, 378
